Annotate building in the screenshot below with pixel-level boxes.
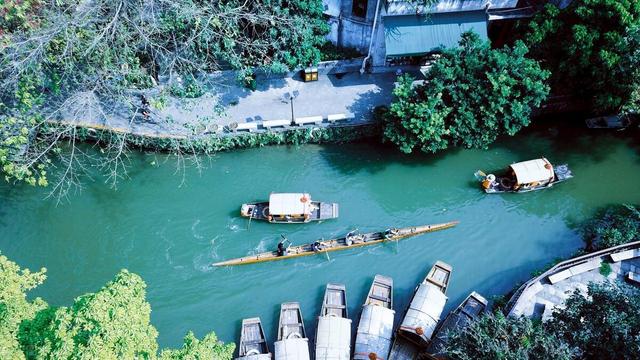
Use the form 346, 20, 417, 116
323, 0, 525, 68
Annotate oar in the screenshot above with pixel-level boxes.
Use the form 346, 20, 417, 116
474, 170, 487, 180
247, 212, 253, 230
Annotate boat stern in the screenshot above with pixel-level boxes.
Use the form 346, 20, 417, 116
554, 164, 573, 182
241, 203, 256, 218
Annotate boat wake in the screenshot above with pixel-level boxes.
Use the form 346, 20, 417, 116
191, 219, 204, 240
194, 235, 222, 272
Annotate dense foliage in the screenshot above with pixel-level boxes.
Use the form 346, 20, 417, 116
383, 32, 549, 154
446, 282, 640, 360
525, 0, 640, 113
546, 282, 640, 360
582, 204, 640, 251
445, 312, 573, 360
0, 253, 234, 359
0, 0, 329, 189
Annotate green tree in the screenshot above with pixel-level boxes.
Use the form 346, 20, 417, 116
383, 32, 549, 154
445, 312, 573, 360
526, 0, 640, 112
546, 282, 640, 359
0, 254, 233, 359
0, 253, 47, 360
582, 204, 640, 251
160, 332, 235, 360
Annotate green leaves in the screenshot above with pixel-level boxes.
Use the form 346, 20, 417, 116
526, 0, 640, 112
383, 32, 549, 154
0, 255, 234, 360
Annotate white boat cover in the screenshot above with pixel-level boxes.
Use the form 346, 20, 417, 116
354, 305, 395, 360
315, 316, 352, 360
274, 338, 310, 360
269, 193, 311, 215
400, 284, 448, 342
509, 158, 553, 185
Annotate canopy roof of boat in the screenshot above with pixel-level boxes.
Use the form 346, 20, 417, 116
316, 317, 352, 359
509, 158, 554, 185
401, 284, 448, 340
269, 193, 311, 215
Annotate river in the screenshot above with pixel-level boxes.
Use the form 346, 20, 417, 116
1, 122, 639, 349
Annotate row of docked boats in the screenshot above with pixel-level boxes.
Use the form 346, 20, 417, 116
235, 261, 488, 360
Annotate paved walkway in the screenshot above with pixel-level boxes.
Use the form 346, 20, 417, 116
57, 71, 411, 138
508, 245, 640, 321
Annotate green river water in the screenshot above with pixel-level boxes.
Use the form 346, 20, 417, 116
1, 123, 640, 350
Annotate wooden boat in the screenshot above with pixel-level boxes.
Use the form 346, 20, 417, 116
427, 291, 488, 358
212, 222, 459, 267
389, 261, 452, 360
240, 193, 338, 223
585, 114, 632, 129
315, 283, 352, 360
236, 317, 272, 360
274, 302, 310, 360
354, 275, 395, 360
476, 157, 572, 193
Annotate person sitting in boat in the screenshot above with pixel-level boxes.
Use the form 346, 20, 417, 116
312, 241, 323, 252
384, 228, 400, 239
277, 241, 286, 256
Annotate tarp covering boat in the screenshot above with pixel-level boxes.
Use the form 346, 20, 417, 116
400, 284, 448, 342
354, 305, 395, 360
274, 338, 310, 360
509, 158, 554, 185
269, 193, 311, 216
315, 316, 352, 360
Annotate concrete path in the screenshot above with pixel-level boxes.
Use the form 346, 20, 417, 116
57, 71, 411, 138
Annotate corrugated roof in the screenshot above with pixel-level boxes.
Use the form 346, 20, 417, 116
400, 284, 448, 341
384, 11, 488, 56
274, 339, 310, 360
354, 305, 395, 360
509, 158, 554, 185
269, 193, 311, 216
386, 0, 518, 17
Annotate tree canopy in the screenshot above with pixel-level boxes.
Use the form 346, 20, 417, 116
582, 204, 640, 252
525, 0, 640, 113
383, 32, 550, 154
0, 253, 234, 360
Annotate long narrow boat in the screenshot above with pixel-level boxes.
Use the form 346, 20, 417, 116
315, 283, 352, 360
236, 317, 272, 360
274, 302, 310, 360
427, 291, 488, 358
354, 275, 395, 360
388, 261, 453, 360
212, 222, 458, 267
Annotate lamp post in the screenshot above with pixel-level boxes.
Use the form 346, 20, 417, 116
283, 90, 300, 125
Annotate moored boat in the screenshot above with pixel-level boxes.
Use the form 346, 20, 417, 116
388, 261, 453, 360
315, 283, 352, 360
476, 157, 572, 193
240, 193, 338, 223
354, 275, 395, 360
427, 291, 488, 358
274, 302, 310, 360
236, 317, 272, 360
212, 222, 459, 267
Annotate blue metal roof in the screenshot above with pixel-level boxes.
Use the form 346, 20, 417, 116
384, 11, 489, 57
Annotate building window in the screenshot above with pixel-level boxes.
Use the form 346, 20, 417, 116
352, 0, 368, 18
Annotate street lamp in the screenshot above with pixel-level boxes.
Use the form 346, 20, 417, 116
283, 90, 300, 125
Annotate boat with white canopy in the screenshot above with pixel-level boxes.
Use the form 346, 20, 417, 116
236, 317, 272, 360
476, 157, 572, 193
315, 283, 352, 360
274, 302, 310, 360
427, 291, 488, 357
240, 193, 338, 223
354, 275, 395, 360
389, 261, 452, 360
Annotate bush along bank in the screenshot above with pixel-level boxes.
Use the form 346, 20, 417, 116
56, 123, 382, 154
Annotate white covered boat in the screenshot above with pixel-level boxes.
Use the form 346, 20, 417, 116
274, 302, 310, 360
236, 317, 272, 360
354, 275, 395, 360
315, 283, 352, 360
476, 158, 572, 193
389, 261, 452, 360
240, 193, 338, 223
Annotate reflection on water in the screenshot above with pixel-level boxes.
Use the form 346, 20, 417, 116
0, 122, 639, 349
